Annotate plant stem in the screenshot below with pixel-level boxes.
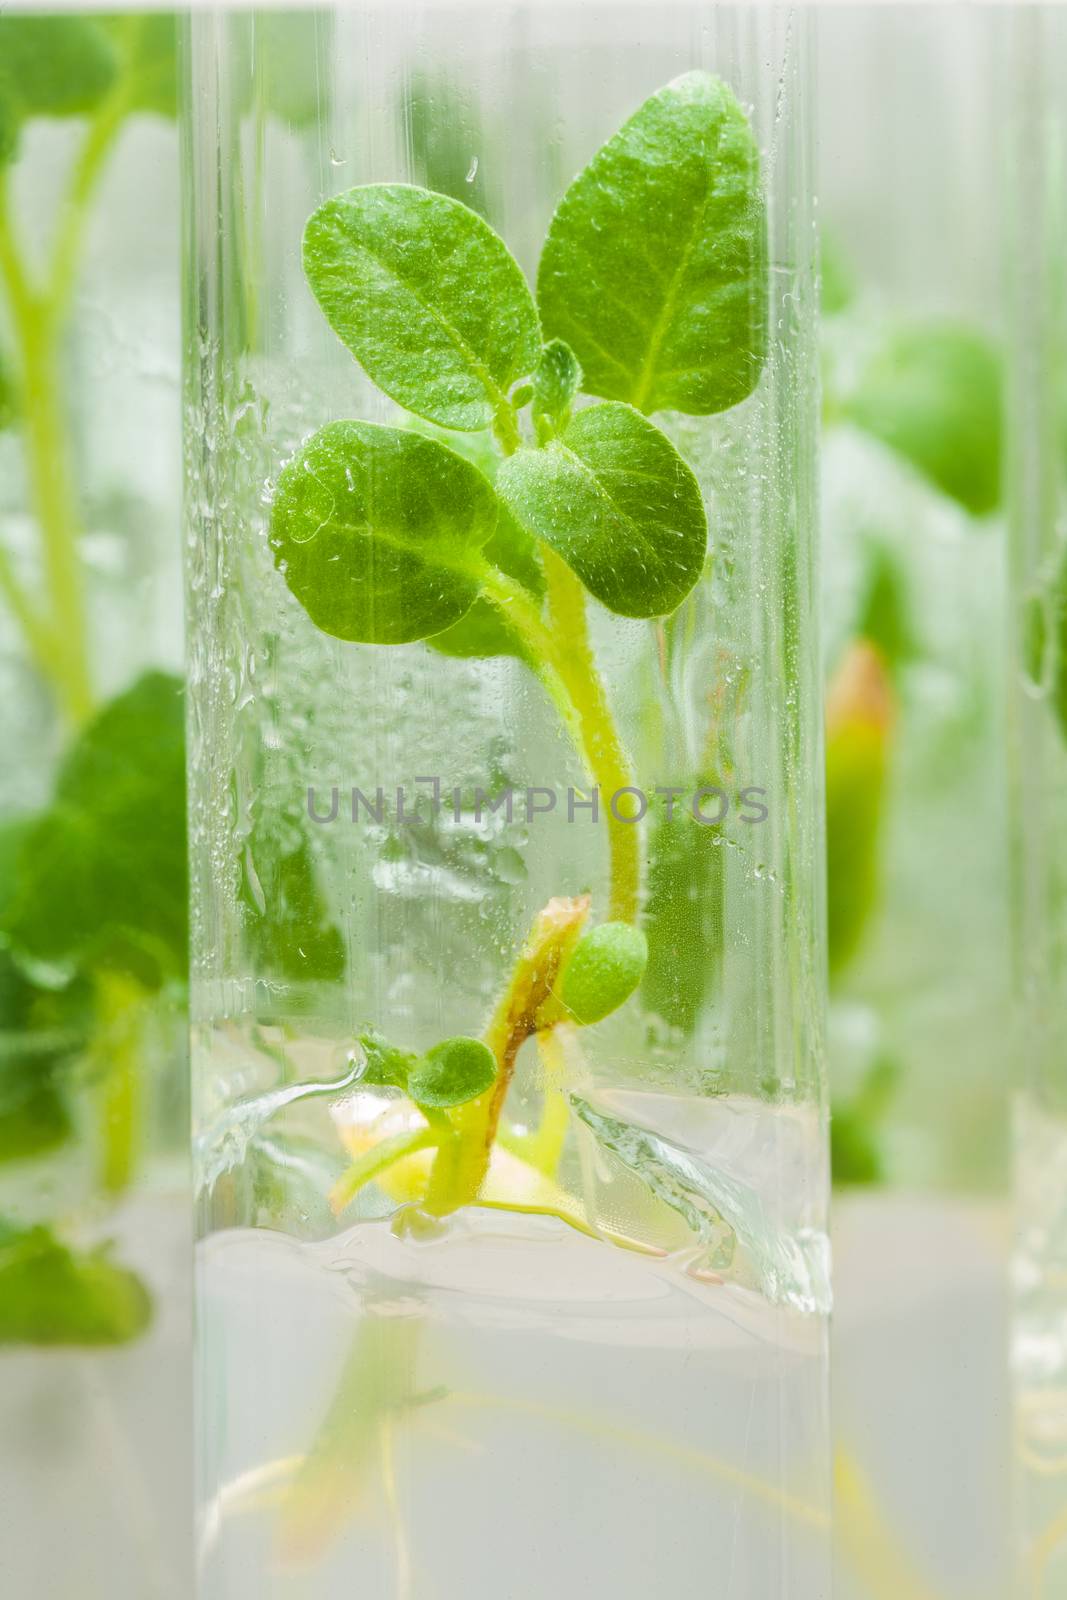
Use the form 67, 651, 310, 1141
95, 971, 146, 1197
540, 549, 641, 923
329, 1126, 439, 1216
479, 552, 641, 924
15, 300, 94, 723
0, 67, 132, 724
423, 896, 590, 1215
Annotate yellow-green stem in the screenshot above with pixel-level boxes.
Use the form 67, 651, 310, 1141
423, 896, 590, 1215
540, 548, 641, 923
95, 970, 147, 1197
0, 68, 132, 724
17, 302, 94, 723
479, 551, 641, 924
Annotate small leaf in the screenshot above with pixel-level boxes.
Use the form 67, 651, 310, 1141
408, 1036, 497, 1108
538, 71, 767, 416
845, 323, 1003, 515
357, 1028, 417, 1092
558, 922, 648, 1025
0, 17, 119, 121
303, 185, 541, 431
497, 402, 707, 618
270, 421, 500, 645
0, 1220, 151, 1345
533, 338, 582, 424
2, 673, 187, 985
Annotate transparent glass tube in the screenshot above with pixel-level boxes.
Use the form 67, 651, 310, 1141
1006, 8, 1067, 1595
184, 8, 828, 1596
0, 10, 189, 1598
816, 10, 1012, 1594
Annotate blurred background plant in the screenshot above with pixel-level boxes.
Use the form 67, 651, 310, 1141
817, 11, 1011, 1600
0, 11, 191, 1596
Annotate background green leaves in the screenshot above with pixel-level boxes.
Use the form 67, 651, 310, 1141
845, 323, 1004, 515
271, 421, 500, 644
2, 672, 187, 986
303, 185, 540, 431
497, 402, 707, 618
538, 71, 767, 416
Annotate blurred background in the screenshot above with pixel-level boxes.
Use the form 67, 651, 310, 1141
0, 12, 190, 1597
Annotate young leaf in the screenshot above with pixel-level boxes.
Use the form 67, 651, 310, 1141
532, 338, 582, 425
303, 185, 540, 430
0, 17, 119, 121
357, 1028, 418, 1092
2, 672, 187, 985
537, 71, 767, 416
497, 402, 707, 618
0, 1220, 151, 1345
408, 1036, 497, 1108
557, 922, 648, 1025
845, 324, 1003, 515
271, 421, 500, 644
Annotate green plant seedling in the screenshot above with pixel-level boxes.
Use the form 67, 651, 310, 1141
275, 71, 767, 1221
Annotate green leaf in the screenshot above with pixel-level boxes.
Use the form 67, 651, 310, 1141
641, 795, 724, 1033
558, 922, 648, 1025
0, 17, 119, 121
855, 543, 916, 676
831, 1055, 899, 1188
2, 672, 187, 985
270, 421, 500, 645
356, 1028, 417, 1092
408, 1036, 497, 1108
537, 71, 767, 416
243, 817, 345, 984
845, 324, 1003, 515
532, 338, 582, 425
0, 1220, 151, 1345
303, 185, 541, 431
497, 403, 707, 618
830, 1105, 883, 1187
